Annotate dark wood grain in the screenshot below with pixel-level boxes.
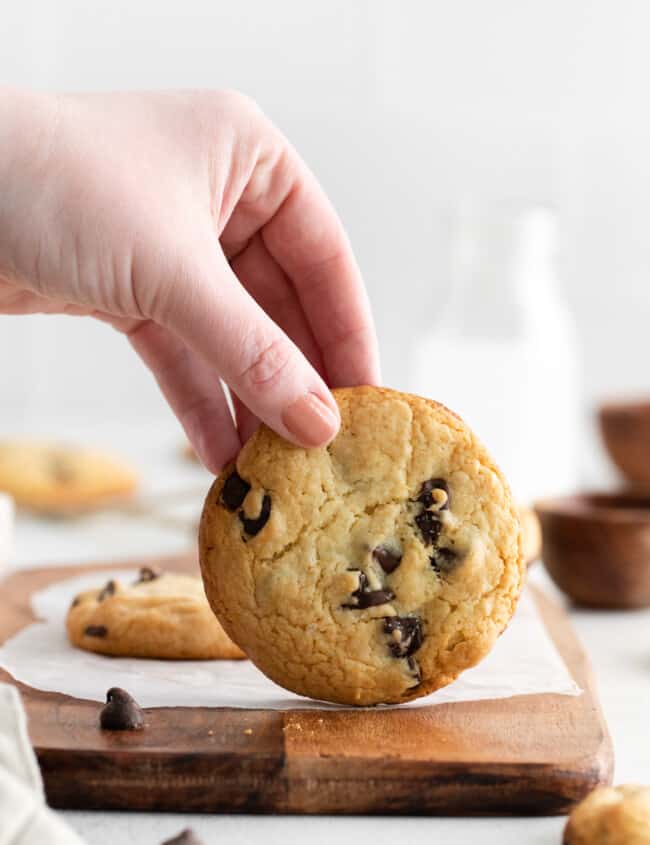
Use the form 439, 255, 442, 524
0, 556, 613, 815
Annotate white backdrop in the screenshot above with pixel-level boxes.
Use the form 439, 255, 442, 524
1, 1, 648, 461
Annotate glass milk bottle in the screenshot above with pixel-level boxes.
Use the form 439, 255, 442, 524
410, 203, 580, 503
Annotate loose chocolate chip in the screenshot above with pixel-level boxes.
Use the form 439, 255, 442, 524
383, 616, 423, 658
221, 471, 251, 511
84, 625, 108, 638
161, 829, 205, 845
343, 571, 395, 609
372, 545, 402, 574
100, 687, 144, 731
415, 510, 442, 545
97, 580, 116, 601
417, 478, 450, 509
239, 494, 271, 537
430, 547, 459, 574
136, 566, 161, 583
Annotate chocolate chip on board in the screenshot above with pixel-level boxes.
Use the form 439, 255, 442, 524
372, 545, 403, 574
84, 625, 108, 638
221, 471, 251, 511
239, 494, 271, 536
383, 616, 424, 658
342, 571, 395, 609
97, 580, 116, 601
160, 829, 205, 845
99, 687, 145, 731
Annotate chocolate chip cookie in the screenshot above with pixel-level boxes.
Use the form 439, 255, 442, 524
564, 785, 650, 844
67, 568, 246, 659
0, 440, 138, 514
199, 386, 523, 705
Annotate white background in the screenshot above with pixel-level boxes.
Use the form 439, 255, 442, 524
2, 6, 650, 841
2, 1, 650, 448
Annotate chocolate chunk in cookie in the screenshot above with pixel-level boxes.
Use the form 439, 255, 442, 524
415, 510, 442, 545
136, 566, 161, 583
221, 471, 251, 511
97, 580, 116, 601
100, 687, 144, 731
343, 571, 395, 609
84, 624, 108, 638
372, 545, 402, 574
383, 616, 423, 658
239, 494, 271, 537
430, 547, 461, 574
417, 478, 450, 510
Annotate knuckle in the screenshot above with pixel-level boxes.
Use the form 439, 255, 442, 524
238, 335, 294, 390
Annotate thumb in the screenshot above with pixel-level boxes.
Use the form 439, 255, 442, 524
157, 249, 340, 448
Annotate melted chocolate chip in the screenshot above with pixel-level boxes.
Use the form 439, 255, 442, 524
71, 596, 81, 608
239, 494, 271, 536
343, 571, 395, 609
383, 616, 423, 658
136, 566, 161, 583
415, 510, 442, 545
97, 580, 116, 601
161, 829, 205, 845
430, 547, 459, 574
406, 656, 422, 687
221, 471, 251, 511
100, 687, 144, 731
417, 478, 450, 510
372, 545, 402, 574
84, 625, 108, 638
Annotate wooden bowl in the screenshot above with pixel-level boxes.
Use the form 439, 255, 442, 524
599, 399, 650, 482
536, 491, 650, 608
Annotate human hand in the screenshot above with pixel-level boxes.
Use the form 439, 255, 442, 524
0, 88, 379, 472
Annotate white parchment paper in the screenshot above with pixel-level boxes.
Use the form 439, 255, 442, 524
0, 570, 580, 709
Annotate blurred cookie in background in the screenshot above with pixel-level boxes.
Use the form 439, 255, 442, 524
564, 784, 650, 844
67, 567, 246, 660
0, 439, 138, 515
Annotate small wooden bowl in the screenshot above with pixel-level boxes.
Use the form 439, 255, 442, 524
536, 491, 650, 608
599, 399, 650, 482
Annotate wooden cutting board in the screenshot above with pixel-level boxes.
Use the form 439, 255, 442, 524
0, 554, 613, 815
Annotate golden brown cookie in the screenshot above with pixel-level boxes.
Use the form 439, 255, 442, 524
564, 785, 650, 844
67, 568, 246, 659
199, 386, 523, 705
0, 440, 137, 514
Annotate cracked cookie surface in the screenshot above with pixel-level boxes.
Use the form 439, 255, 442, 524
66, 568, 246, 660
199, 386, 523, 705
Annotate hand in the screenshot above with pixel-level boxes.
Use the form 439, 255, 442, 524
0, 88, 379, 472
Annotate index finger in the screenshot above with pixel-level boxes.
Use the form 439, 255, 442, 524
260, 152, 381, 389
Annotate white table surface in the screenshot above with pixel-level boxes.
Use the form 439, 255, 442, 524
2, 420, 649, 845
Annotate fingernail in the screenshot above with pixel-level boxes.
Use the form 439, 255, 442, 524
282, 392, 340, 447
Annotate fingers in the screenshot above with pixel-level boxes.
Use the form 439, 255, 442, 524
217, 124, 380, 389
158, 244, 340, 449
230, 232, 328, 445
125, 319, 240, 474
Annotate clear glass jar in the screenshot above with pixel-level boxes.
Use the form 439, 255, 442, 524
410, 202, 580, 503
